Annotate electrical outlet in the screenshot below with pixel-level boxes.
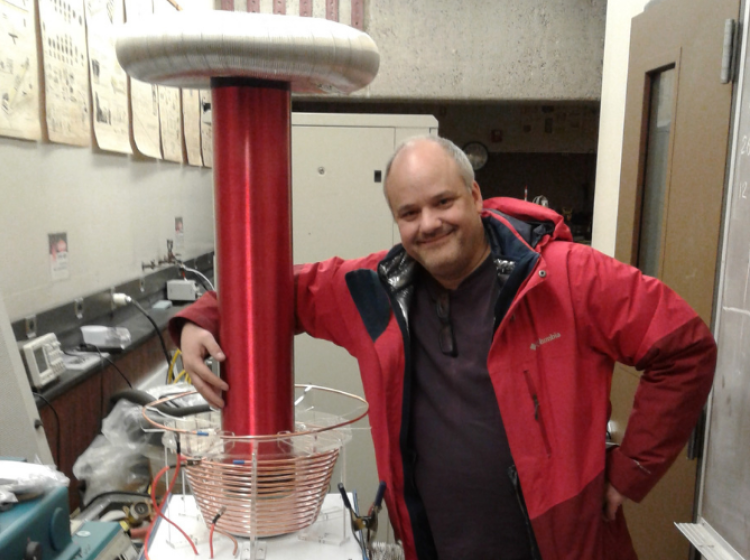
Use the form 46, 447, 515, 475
74, 298, 84, 319
25, 315, 37, 338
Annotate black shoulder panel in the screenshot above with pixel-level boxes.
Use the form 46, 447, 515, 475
345, 269, 392, 342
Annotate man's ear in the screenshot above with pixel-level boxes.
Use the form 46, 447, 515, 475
471, 181, 483, 212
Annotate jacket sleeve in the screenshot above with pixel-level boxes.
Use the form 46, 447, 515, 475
568, 245, 716, 502
168, 252, 385, 352
168, 290, 220, 346
294, 253, 384, 350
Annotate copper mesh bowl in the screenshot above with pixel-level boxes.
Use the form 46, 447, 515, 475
142, 384, 368, 537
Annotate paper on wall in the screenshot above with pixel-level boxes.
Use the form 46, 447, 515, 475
183, 89, 202, 166
84, 0, 131, 154
154, 0, 182, 163
200, 89, 212, 168
179, 0, 213, 167
124, 0, 160, 158
39, 0, 91, 146
0, 0, 42, 140
158, 85, 183, 162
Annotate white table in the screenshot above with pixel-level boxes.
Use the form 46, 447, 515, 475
142, 493, 365, 560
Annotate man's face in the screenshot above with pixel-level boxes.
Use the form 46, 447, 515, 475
385, 141, 487, 288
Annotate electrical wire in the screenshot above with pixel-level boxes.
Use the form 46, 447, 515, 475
143, 453, 198, 560
32, 392, 61, 467
71, 345, 132, 388
167, 349, 180, 382
167, 349, 183, 384
104, 356, 132, 388
69, 344, 132, 423
127, 298, 173, 375
173, 369, 190, 384
213, 527, 239, 557
81, 490, 150, 510
167, 349, 192, 385
179, 264, 214, 291
209, 506, 227, 559
209, 521, 216, 558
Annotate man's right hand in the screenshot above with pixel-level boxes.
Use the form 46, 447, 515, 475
180, 322, 228, 408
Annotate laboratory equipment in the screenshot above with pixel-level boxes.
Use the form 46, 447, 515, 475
19, 332, 65, 389
140, 384, 368, 541
71, 521, 138, 560
0, 485, 80, 560
167, 279, 199, 302
80, 326, 131, 350
340, 481, 387, 559
115, 10, 380, 549
115, 9, 379, 438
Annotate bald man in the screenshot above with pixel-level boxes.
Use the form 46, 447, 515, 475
171, 136, 716, 560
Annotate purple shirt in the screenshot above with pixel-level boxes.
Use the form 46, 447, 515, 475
409, 256, 532, 560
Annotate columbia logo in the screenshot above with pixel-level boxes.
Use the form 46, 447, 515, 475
530, 332, 561, 350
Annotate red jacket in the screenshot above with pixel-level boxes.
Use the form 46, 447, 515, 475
171, 198, 716, 560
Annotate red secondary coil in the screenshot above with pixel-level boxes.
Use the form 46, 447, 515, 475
211, 78, 294, 437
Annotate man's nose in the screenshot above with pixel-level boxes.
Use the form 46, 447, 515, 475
419, 209, 442, 233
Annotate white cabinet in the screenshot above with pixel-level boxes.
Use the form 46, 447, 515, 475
291, 113, 437, 530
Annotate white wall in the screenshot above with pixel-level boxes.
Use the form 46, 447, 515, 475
591, 0, 650, 256
0, 138, 214, 321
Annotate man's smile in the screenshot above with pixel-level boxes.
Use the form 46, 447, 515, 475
417, 230, 455, 246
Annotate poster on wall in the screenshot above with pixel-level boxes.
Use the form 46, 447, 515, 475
48, 232, 69, 281
175, 216, 184, 253
182, 89, 202, 166
39, 0, 91, 146
0, 0, 42, 140
158, 85, 183, 162
84, 0, 131, 154
124, 0, 160, 158
200, 90, 212, 168
178, 0, 213, 166
154, 0, 182, 163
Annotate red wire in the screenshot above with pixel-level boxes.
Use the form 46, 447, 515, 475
143, 456, 199, 559
214, 527, 239, 556
209, 523, 216, 559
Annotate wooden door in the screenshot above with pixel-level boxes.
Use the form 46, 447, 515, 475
613, 0, 739, 559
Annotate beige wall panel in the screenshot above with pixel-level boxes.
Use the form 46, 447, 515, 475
591, 0, 650, 256
357, 0, 606, 101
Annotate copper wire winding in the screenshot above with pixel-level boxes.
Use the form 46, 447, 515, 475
141, 385, 369, 538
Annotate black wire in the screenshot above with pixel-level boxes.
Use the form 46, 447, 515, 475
32, 392, 61, 467
81, 490, 151, 510
72, 344, 121, 424
129, 299, 172, 375
104, 356, 132, 388
352, 531, 372, 560
99, 355, 105, 432
75, 344, 132, 388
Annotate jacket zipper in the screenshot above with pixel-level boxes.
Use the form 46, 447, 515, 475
522, 369, 552, 457
493, 257, 544, 335
380, 276, 440, 559
508, 465, 543, 560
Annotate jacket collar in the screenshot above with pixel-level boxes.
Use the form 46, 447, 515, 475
377, 207, 554, 325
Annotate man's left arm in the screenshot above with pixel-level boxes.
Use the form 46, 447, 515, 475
569, 246, 717, 504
